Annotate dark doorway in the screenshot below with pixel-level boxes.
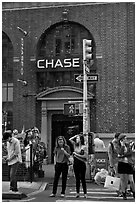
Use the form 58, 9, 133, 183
51, 114, 82, 163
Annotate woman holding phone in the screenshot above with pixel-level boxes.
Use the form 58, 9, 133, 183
69, 134, 88, 198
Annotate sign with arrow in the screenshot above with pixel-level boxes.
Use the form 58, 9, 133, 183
74, 74, 98, 83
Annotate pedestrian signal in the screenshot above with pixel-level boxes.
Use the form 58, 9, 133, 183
64, 104, 76, 116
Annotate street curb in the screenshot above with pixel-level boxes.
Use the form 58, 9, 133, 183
2, 192, 27, 200
2, 182, 48, 200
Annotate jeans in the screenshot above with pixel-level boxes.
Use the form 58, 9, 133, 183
9, 162, 19, 191
52, 162, 68, 195
73, 159, 87, 194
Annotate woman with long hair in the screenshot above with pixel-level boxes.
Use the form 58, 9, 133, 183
69, 134, 88, 198
117, 134, 135, 200
50, 136, 70, 198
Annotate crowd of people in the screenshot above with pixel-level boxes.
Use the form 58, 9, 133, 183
23, 127, 47, 175
50, 132, 135, 200
2, 127, 47, 192
108, 133, 135, 200
2, 129, 135, 200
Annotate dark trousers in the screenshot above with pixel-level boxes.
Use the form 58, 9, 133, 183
9, 162, 19, 191
73, 160, 87, 194
52, 162, 68, 195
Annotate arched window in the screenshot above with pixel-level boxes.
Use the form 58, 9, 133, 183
36, 22, 96, 92
2, 32, 13, 130
2, 32, 13, 83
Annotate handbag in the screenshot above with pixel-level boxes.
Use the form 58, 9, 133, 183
104, 175, 120, 191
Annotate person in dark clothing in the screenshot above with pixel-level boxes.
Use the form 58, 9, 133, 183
108, 133, 122, 196
117, 134, 135, 200
69, 134, 88, 198
108, 132, 121, 176
50, 136, 70, 198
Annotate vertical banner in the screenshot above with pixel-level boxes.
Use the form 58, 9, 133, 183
20, 37, 24, 75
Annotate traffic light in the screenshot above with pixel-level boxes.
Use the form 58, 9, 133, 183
83, 39, 93, 61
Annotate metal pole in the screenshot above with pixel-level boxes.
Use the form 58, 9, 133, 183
83, 39, 91, 180
83, 39, 89, 146
30, 143, 33, 183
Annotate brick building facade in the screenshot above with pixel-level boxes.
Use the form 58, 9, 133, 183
2, 2, 135, 162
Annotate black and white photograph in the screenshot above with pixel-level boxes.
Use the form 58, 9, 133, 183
2, 1, 135, 202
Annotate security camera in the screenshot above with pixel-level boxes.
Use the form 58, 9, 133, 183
17, 79, 28, 86
17, 26, 28, 36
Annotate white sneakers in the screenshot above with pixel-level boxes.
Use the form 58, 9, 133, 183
50, 193, 87, 199
49, 193, 56, 197
50, 193, 65, 198
61, 194, 65, 197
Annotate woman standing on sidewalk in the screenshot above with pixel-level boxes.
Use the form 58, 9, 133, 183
117, 134, 135, 200
50, 136, 70, 198
69, 134, 88, 198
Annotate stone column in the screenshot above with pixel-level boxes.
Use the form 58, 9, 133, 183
41, 101, 48, 147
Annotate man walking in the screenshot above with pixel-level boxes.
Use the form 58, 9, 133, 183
3, 130, 22, 192
94, 133, 105, 151
108, 132, 121, 196
108, 132, 121, 176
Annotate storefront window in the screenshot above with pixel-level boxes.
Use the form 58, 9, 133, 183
2, 32, 13, 130
55, 39, 62, 56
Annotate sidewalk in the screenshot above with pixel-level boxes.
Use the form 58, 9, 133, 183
2, 164, 54, 200
2, 164, 92, 200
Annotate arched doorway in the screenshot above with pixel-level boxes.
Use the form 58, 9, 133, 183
36, 86, 93, 163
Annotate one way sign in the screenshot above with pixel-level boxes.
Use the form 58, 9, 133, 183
74, 74, 98, 83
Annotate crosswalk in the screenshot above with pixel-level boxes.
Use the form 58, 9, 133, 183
56, 188, 135, 202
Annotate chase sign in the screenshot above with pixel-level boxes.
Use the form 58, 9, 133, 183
37, 58, 80, 69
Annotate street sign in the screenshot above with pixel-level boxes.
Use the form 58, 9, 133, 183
74, 74, 98, 83
64, 103, 76, 116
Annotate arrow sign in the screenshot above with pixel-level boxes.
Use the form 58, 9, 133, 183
75, 75, 83, 82
74, 74, 98, 83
